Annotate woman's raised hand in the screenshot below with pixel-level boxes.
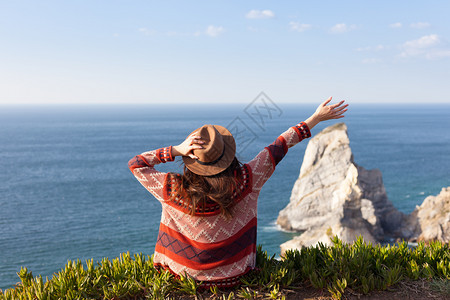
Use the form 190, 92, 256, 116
305, 97, 348, 130
172, 132, 204, 159
314, 97, 348, 122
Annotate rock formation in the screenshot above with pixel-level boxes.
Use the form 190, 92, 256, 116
402, 187, 450, 242
277, 123, 406, 252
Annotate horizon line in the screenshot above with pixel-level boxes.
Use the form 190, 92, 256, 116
0, 101, 449, 106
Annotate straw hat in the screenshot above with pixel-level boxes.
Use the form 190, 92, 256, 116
182, 124, 236, 176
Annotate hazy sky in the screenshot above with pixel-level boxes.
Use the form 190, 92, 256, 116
1, 1, 450, 104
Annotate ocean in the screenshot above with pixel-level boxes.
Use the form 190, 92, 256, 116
0, 102, 449, 290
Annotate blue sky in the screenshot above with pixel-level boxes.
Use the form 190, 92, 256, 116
1, 0, 450, 104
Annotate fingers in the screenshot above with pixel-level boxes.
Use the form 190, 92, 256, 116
334, 103, 349, 113
328, 100, 347, 119
336, 108, 347, 115
188, 139, 203, 160
332, 108, 348, 119
188, 153, 199, 160
321, 97, 332, 107
188, 133, 201, 141
330, 100, 345, 109
187, 132, 199, 139
192, 139, 205, 144
187, 134, 205, 145
188, 132, 205, 143
191, 144, 203, 150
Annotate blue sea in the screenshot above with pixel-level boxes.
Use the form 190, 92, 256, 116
0, 103, 449, 290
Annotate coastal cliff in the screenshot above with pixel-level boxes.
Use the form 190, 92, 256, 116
402, 187, 450, 242
277, 123, 449, 253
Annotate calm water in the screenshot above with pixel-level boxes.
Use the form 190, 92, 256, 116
0, 103, 449, 290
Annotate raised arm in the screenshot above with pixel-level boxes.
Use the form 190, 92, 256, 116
248, 97, 348, 191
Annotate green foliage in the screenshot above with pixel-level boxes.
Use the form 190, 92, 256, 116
327, 278, 346, 300
177, 273, 199, 296
1, 237, 449, 300
430, 277, 450, 295
279, 236, 449, 299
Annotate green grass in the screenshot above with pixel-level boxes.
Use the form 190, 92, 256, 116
430, 278, 450, 295
1, 236, 449, 300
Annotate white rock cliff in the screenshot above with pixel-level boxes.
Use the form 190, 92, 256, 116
403, 187, 450, 243
277, 123, 405, 252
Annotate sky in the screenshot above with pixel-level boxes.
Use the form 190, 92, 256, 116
1, 0, 450, 104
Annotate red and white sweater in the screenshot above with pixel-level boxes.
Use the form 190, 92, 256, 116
128, 122, 311, 287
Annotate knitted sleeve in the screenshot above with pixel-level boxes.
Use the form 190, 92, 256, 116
247, 122, 311, 191
128, 146, 174, 202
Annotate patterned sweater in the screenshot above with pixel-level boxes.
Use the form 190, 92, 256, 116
128, 122, 311, 287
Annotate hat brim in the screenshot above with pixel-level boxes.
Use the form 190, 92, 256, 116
182, 125, 236, 176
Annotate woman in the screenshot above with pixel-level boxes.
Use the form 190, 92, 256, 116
128, 97, 348, 288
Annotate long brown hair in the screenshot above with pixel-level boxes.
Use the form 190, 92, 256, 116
173, 157, 242, 218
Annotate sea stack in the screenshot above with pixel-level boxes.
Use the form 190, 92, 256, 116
402, 187, 450, 243
277, 123, 405, 252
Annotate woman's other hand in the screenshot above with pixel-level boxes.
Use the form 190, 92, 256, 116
305, 97, 348, 130
172, 133, 204, 159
